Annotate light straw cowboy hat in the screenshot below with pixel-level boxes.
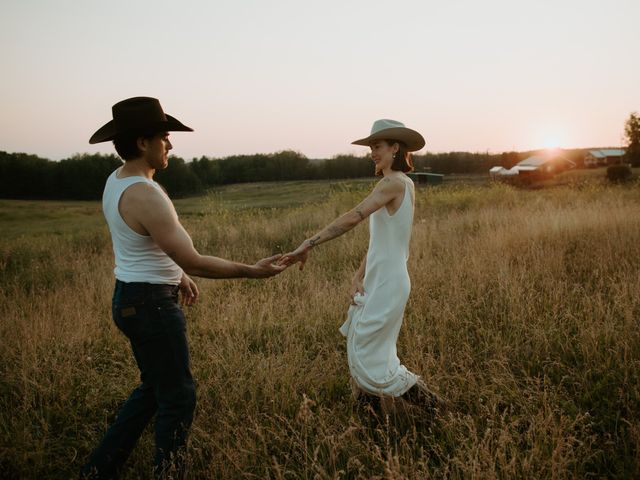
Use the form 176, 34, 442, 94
351, 119, 425, 152
89, 97, 193, 144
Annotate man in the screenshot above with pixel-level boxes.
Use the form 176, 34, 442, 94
81, 97, 287, 479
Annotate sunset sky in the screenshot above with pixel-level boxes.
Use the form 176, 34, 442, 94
1, 0, 638, 160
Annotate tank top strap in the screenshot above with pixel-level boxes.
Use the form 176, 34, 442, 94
113, 170, 158, 191
395, 177, 414, 214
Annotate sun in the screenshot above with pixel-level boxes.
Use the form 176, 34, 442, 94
542, 137, 562, 150
535, 127, 570, 150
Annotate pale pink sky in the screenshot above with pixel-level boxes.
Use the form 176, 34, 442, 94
1, 0, 638, 160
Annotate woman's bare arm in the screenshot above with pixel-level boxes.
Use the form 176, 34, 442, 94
280, 177, 404, 269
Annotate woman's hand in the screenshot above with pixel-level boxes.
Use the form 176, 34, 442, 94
279, 241, 312, 271
179, 273, 199, 306
349, 278, 365, 305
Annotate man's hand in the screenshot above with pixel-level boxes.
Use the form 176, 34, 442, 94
179, 273, 199, 306
250, 254, 289, 278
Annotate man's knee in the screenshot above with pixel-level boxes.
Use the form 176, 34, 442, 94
182, 381, 196, 414
161, 380, 196, 416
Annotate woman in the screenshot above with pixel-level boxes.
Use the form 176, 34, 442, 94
281, 119, 441, 409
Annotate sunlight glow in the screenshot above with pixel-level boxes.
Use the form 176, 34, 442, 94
542, 138, 562, 149
541, 132, 569, 149
535, 127, 571, 151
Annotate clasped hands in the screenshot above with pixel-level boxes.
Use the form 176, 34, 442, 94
277, 239, 313, 270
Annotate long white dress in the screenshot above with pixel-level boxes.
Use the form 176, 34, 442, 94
339, 177, 419, 397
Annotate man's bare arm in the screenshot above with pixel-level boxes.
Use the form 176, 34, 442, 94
130, 185, 284, 279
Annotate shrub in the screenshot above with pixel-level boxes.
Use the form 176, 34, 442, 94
606, 164, 632, 183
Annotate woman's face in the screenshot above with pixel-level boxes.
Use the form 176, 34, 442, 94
369, 140, 398, 174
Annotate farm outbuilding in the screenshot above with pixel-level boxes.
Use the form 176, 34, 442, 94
407, 172, 444, 185
489, 154, 575, 181
513, 155, 575, 177
584, 149, 626, 167
490, 166, 517, 177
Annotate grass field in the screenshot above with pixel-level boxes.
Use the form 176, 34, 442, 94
1, 171, 640, 479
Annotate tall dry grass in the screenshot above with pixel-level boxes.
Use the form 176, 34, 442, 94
1, 180, 639, 478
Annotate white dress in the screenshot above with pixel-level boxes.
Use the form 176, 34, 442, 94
340, 177, 419, 397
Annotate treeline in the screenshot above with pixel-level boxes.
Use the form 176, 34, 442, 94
0, 152, 122, 201
0, 148, 588, 200
0, 150, 374, 200
415, 151, 521, 173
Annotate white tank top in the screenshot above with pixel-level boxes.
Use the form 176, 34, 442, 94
102, 167, 182, 285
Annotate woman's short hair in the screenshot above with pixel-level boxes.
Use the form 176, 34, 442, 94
383, 139, 414, 174
113, 131, 158, 161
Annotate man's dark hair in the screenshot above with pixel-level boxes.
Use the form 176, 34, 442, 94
113, 131, 157, 161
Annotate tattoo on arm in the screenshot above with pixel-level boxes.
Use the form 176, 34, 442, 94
356, 209, 365, 221
328, 226, 346, 237
309, 224, 348, 248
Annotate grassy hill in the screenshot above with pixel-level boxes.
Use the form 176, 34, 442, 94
1, 177, 639, 478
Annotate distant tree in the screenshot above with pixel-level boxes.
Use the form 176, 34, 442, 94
624, 112, 640, 167
0, 151, 56, 199
55, 153, 121, 199
413, 151, 501, 174
320, 155, 374, 179
155, 156, 204, 197
190, 156, 223, 187
267, 150, 311, 181
500, 151, 521, 169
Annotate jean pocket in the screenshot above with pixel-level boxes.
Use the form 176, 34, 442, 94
113, 300, 149, 336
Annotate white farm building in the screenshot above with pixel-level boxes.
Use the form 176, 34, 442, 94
584, 149, 626, 167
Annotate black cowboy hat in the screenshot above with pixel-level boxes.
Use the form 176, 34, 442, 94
89, 96, 193, 144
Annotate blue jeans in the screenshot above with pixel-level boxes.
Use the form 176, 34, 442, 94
81, 281, 196, 479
